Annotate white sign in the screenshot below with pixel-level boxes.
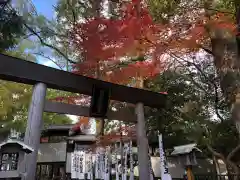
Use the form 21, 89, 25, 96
159, 134, 172, 180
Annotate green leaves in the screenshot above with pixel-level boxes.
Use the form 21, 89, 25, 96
145, 68, 237, 157
147, 0, 181, 23
42, 112, 71, 129
0, 81, 72, 133
0, 4, 24, 51
0, 80, 31, 132
145, 70, 207, 146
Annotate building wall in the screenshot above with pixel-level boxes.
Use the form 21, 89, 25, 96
37, 142, 67, 163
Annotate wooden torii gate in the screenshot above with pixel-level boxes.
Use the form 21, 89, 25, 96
0, 53, 167, 180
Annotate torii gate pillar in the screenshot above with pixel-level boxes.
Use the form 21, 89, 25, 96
135, 102, 151, 180
21, 83, 47, 180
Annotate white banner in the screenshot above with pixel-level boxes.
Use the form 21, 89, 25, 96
129, 140, 134, 180
122, 143, 128, 180
114, 143, 120, 180
95, 148, 104, 179
119, 140, 123, 175
159, 134, 172, 180
95, 147, 105, 179
71, 151, 86, 179
71, 152, 78, 179
149, 154, 154, 180
104, 146, 110, 180
86, 152, 93, 180
79, 151, 86, 179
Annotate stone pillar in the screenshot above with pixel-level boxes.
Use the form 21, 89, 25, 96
135, 102, 150, 180
21, 83, 47, 180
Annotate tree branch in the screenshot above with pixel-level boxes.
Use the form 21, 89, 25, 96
207, 144, 226, 163
33, 53, 64, 70
170, 53, 225, 122
227, 144, 240, 162
199, 45, 214, 55
206, 144, 239, 177
23, 23, 77, 64
67, 0, 76, 24
205, 7, 235, 15
207, 145, 239, 178
170, 56, 209, 94
226, 144, 240, 179
22, 31, 42, 40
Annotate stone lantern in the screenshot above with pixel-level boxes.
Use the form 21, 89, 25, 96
171, 143, 202, 180
0, 139, 33, 180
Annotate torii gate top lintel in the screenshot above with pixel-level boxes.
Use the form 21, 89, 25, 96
0, 53, 167, 108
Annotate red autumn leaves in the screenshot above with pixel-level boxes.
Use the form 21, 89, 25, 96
70, 0, 165, 84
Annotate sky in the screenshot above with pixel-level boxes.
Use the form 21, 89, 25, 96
30, 1, 84, 124
31, 0, 60, 69
32, 0, 57, 19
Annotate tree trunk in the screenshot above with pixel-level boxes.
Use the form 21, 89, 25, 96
227, 144, 240, 180
207, 144, 240, 180
212, 155, 220, 180
227, 165, 234, 180
204, 2, 240, 177
209, 1, 240, 136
